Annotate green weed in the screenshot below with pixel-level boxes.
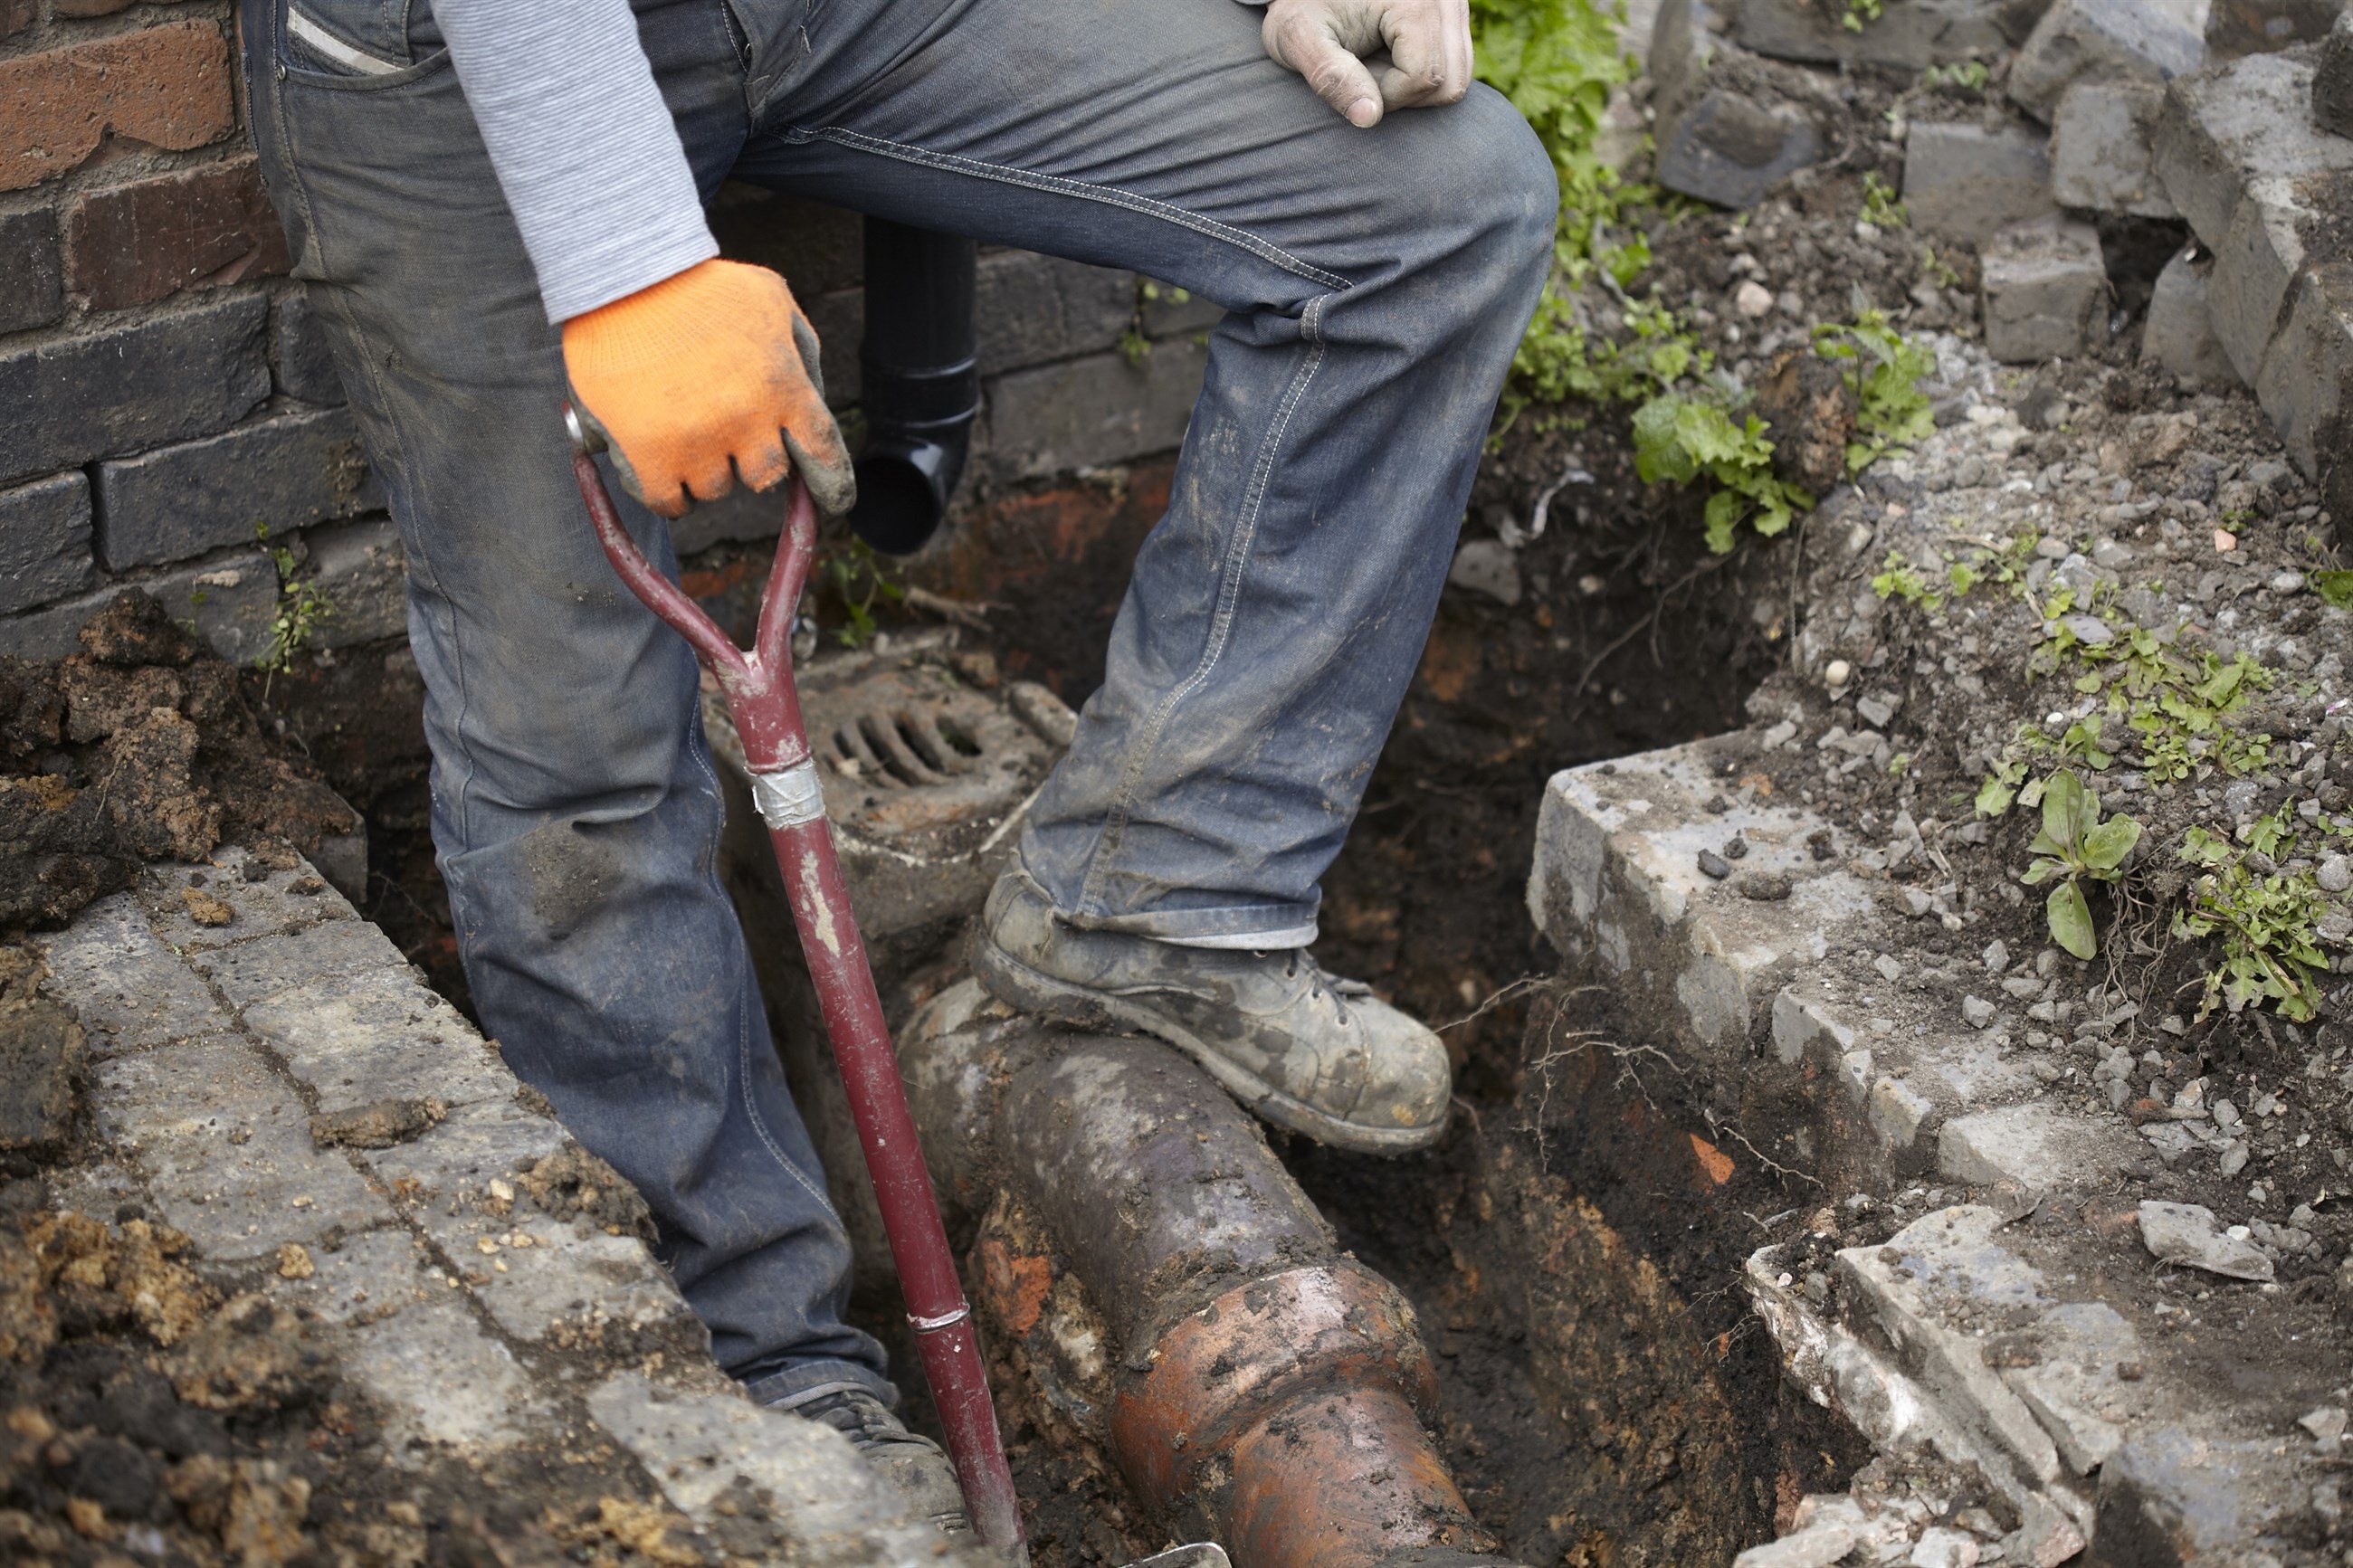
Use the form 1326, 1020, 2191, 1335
824, 538, 905, 647
2019, 770, 2140, 960
1857, 172, 1908, 229
2174, 816, 2339, 1021
1920, 60, 1989, 91
1632, 395, 1809, 553
1815, 309, 1935, 470
254, 523, 335, 696
2313, 568, 2353, 608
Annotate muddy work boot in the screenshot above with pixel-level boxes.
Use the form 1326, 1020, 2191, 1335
782, 1388, 971, 1537
971, 870, 1451, 1153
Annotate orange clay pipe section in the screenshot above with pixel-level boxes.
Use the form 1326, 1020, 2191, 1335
910, 1019, 1519, 1568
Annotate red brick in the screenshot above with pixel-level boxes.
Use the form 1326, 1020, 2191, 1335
66, 157, 291, 310
0, 23, 233, 193
0, 0, 34, 44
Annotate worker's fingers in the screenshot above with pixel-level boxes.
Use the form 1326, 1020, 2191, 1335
1375, 0, 1472, 109
783, 427, 859, 516
791, 312, 829, 405
1265, 3, 1386, 127
733, 429, 793, 499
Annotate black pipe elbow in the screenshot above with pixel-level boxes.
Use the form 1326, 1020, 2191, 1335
851, 217, 979, 556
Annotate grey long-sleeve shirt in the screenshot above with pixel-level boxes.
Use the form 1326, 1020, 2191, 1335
435, 0, 1265, 323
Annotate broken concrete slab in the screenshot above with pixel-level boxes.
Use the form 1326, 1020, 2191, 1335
2153, 49, 2353, 378
1835, 1206, 2076, 1505
1653, 0, 1827, 207
1902, 121, 2062, 242
1731, 0, 2013, 66
2141, 244, 2244, 382
2010, 0, 2213, 122
1981, 217, 2110, 360
2050, 78, 2178, 214
1937, 1099, 2141, 1187
2136, 1198, 2276, 1278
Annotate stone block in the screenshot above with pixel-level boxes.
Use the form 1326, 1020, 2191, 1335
302, 518, 406, 646
361, 1098, 569, 1205
979, 339, 1205, 480
976, 251, 1138, 375
0, 550, 279, 664
2317, 5, 2353, 133
95, 407, 382, 571
0, 207, 61, 333
0, 293, 271, 487
1936, 1100, 2141, 1187
31, 893, 231, 1055
587, 1373, 972, 1568
93, 1037, 394, 1262
240, 968, 511, 1117
346, 1288, 543, 1454
0, 0, 27, 42
63, 157, 292, 312
1835, 1206, 2072, 1497
2141, 243, 2243, 382
2050, 79, 2177, 214
2009, 0, 2211, 122
1981, 217, 2108, 360
2093, 1430, 2301, 1563
1529, 746, 1877, 1067
2252, 262, 2353, 499
708, 189, 865, 296
141, 851, 355, 952
2205, 0, 2339, 56
0, 471, 96, 615
1733, 0, 2013, 66
1653, 0, 1826, 207
270, 292, 347, 405
0, 24, 234, 193
672, 483, 795, 556
267, 1225, 424, 1326
1901, 121, 2061, 242
190, 915, 407, 1009
369, 1117, 684, 1343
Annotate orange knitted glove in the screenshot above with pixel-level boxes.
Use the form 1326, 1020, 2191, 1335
563, 259, 856, 518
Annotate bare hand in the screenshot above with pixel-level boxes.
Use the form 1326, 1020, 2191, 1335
1261, 0, 1472, 128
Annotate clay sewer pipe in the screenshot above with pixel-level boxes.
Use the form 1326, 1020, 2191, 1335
899, 979, 1525, 1568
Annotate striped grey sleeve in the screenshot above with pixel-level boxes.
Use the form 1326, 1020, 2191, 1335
434, 0, 718, 322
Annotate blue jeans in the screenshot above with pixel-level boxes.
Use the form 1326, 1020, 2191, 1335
242, 0, 1552, 1393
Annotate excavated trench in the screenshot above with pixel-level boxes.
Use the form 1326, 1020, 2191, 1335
264, 442, 1868, 1566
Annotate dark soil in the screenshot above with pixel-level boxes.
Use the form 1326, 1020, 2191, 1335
0, 593, 356, 936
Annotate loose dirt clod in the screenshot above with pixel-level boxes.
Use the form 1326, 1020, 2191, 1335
0, 592, 356, 929
0, 948, 81, 1157
167, 1295, 329, 1413
306, 1097, 445, 1151
516, 1143, 657, 1240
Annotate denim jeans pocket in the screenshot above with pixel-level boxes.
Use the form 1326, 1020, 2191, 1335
280, 0, 452, 89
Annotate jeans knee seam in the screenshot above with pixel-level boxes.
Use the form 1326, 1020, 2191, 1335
1074, 293, 1330, 916
735, 1001, 844, 1222
794, 125, 1352, 294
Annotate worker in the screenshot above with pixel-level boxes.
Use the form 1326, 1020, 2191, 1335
241, 0, 1554, 1533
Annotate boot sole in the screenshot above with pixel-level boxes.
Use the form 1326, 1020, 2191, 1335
969, 934, 1447, 1155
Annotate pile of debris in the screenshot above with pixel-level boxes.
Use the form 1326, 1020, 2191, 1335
1, 593, 363, 933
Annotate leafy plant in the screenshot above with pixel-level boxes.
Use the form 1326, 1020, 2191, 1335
2313, 568, 2353, 608
1857, 173, 1908, 229
823, 537, 905, 647
1920, 60, 1989, 91
254, 523, 335, 697
2018, 770, 2140, 960
1842, 0, 1884, 29
2174, 820, 2337, 1021
1815, 310, 1936, 470
1872, 552, 1940, 610
1632, 394, 1809, 552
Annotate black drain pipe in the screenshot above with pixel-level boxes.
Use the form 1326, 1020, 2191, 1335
852, 217, 978, 555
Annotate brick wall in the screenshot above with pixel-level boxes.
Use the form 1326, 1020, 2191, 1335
0, 3, 1213, 662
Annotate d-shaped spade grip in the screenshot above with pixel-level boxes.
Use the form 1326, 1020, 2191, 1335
565, 406, 1027, 1559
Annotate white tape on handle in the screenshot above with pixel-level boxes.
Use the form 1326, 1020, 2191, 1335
750, 760, 826, 829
